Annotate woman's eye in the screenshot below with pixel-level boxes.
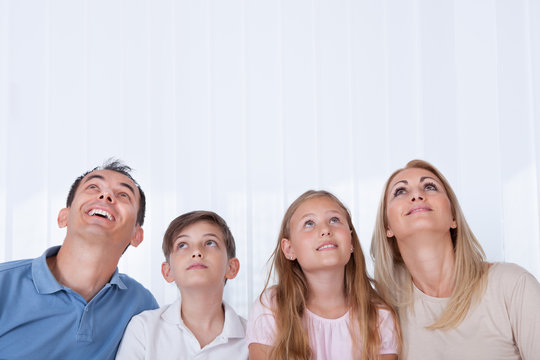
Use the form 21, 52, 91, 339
330, 217, 340, 224
304, 220, 315, 228
206, 240, 217, 247
393, 187, 406, 197
424, 183, 438, 191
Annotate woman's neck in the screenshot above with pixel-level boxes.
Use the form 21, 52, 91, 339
398, 231, 456, 297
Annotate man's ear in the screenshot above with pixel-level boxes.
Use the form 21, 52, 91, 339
57, 208, 68, 228
225, 257, 240, 280
281, 238, 296, 260
129, 226, 144, 247
161, 261, 174, 283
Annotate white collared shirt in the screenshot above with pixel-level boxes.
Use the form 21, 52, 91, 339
116, 298, 248, 360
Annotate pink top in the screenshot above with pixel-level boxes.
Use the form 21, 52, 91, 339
246, 290, 398, 359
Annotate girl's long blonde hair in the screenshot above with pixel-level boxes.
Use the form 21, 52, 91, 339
370, 160, 489, 330
261, 190, 400, 360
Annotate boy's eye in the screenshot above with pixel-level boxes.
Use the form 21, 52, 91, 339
304, 220, 315, 228
177, 242, 187, 250
393, 187, 406, 197
206, 240, 217, 247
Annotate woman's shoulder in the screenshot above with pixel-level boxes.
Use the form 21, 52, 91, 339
489, 262, 534, 281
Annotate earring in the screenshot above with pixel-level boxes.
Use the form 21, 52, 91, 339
350, 247, 354, 253
289, 256, 294, 261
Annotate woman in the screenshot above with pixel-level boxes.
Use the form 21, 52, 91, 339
371, 159, 540, 360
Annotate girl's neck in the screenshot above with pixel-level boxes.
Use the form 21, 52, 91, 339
398, 231, 456, 297
304, 267, 348, 319
180, 288, 225, 348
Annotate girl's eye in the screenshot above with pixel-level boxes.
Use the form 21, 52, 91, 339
330, 217, 340, 224
304, 220, 315, 228
393, 187, 406, 197
206, 240, 217, 247
424, 182, 438, 191
177, 242, 187, 250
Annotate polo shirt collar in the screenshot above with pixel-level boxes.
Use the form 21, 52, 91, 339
162, 298, 245, 339
32, 245, 126, 294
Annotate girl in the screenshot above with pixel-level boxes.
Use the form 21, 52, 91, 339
247, 190, 400, 360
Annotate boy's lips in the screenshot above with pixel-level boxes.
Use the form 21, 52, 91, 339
187, 263, 208, 270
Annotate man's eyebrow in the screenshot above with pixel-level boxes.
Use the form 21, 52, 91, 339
120, 182, 135, 195
83, 174, 105, 183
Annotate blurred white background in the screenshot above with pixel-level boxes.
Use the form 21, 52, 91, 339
1, 0, 539, 318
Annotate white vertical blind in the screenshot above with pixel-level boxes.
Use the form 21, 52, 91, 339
1, 0, 539, 318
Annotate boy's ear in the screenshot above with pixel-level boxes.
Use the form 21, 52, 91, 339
161, 261, 175, 283
57, 208, 68, 228
281, 238, 296, 260
225, 257, 240, 280
129, 226, 144, 247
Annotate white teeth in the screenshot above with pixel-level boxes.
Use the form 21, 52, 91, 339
317, 244, 337, 251
88, 209, 114, 221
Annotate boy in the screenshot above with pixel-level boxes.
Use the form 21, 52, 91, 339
116, 211, 248, 359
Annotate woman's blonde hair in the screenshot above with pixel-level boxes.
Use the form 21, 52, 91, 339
262, 190, 400, 360
370, 159, 489, 330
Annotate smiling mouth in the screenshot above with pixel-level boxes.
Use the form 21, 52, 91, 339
317, 244, 337, 251
88, 209, 115, 221
407, 207, 431, 215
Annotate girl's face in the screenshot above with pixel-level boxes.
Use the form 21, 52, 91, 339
281, 196, 353, 274
385, 167, 456, 241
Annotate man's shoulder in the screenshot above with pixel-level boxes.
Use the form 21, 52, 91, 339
115, 272, 158, 307
0, 258, 33, 274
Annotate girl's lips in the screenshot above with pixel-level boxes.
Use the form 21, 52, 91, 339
316, 242, 338, 251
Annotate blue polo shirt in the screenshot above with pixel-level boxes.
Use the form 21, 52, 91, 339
0, 246, 159, 360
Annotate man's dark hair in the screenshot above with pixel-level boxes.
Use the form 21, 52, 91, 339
66, 158, 146, 226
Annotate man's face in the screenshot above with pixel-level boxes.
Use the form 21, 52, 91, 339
58, 170, 142, 249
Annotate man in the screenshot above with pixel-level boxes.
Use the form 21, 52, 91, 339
0, 159, 158, 359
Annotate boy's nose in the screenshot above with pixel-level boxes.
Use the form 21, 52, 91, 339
192, 252, 202, 258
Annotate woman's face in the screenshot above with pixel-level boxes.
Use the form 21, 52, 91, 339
385, 167, 456, 241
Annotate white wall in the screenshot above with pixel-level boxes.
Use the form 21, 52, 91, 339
1, 0, 539, 318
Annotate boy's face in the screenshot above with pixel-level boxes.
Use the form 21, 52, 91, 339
161, 220, 239, 290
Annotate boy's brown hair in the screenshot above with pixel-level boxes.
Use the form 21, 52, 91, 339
162, 210, 236, 262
